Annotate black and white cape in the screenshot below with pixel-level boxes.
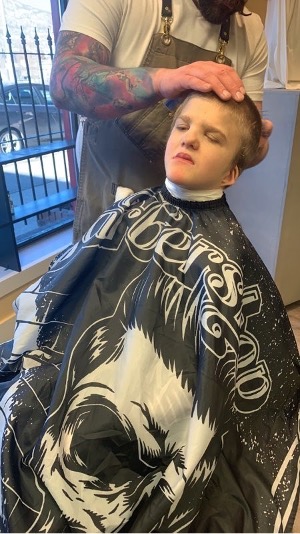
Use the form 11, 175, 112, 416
0, 187, 299, 532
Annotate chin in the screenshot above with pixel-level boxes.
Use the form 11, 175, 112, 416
167, 176, 186, 186
168, 175, 197, 187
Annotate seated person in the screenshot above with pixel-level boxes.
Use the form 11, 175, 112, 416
0, 92, 299, 534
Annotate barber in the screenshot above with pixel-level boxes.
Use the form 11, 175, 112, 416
50, 0, 273, 241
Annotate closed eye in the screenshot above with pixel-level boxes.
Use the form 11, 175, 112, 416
206, 133, 221, 144
176, 126, 189, 132
174, 115, 190, 132
175, 122, 189, 132
204, 126, 227, 144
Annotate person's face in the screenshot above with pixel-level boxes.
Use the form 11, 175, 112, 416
196, 0, 247, 24
164, 96, 240, 191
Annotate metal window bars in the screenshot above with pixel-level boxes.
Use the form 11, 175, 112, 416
0, 25, 78, 271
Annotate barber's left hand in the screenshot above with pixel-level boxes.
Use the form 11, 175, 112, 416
248, 118, 273, 168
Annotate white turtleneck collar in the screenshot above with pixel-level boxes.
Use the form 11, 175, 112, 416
165, 178, 223, 201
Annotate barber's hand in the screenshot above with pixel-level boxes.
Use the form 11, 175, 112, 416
247, 118, 273, 168
153, 60, 245, 102
261, 118, 273, 141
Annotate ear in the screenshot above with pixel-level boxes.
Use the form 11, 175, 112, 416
221, 165, 240, 187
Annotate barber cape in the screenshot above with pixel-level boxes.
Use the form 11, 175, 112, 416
0, 187, 299, 533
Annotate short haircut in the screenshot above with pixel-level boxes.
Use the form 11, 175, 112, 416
170, 91, 262, 173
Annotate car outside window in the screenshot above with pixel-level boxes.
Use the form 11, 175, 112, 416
4, 87, 40, 105
4, 90, 16, 104
37, 88, 53, 104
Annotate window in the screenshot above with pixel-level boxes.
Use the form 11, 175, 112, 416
0, 0, 78, 272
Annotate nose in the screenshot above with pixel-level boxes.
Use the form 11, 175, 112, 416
181, 131, 199, 150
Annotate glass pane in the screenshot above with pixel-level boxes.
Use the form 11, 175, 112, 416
14, 205, 74, 246
4, 151, 75, 246
0, 0, 78, 266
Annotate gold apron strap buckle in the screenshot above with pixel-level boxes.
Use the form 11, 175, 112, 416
161, 16, 173, 46
215, 39, 227, 64
215, 17, 230, 64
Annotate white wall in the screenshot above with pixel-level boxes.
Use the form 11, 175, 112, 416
226, 89, 300, 304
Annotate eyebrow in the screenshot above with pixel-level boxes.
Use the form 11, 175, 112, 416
176, 114, 228, 142
176, 114, 191, 125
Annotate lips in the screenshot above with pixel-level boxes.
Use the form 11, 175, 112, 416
174, 152, 194, 164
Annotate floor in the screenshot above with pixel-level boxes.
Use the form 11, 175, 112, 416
286, 302, 300, 533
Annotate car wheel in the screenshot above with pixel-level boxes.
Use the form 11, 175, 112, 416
0, 128, 24, 154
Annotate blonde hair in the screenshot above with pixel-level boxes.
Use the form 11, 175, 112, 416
170, 91, 262, 173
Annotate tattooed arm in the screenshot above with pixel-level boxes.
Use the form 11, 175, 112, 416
50, 31, 246, 121
50, 31, 159, 119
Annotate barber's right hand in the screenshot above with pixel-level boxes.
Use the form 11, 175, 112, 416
153, 60, 245, 102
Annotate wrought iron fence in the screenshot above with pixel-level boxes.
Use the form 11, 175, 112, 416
0, 24, 77, 271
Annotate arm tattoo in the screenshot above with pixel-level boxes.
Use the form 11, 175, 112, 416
50, 31, 158, 119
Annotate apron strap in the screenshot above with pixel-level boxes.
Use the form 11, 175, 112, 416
216, 17, 230, 63
162, 0, 231, 43
161, 0, 173, 45
161, 0, 172, 17
161, 0, 231, 63
220, 17, 230, 43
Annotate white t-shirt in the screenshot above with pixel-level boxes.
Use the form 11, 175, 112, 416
60, 0, 267, 102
